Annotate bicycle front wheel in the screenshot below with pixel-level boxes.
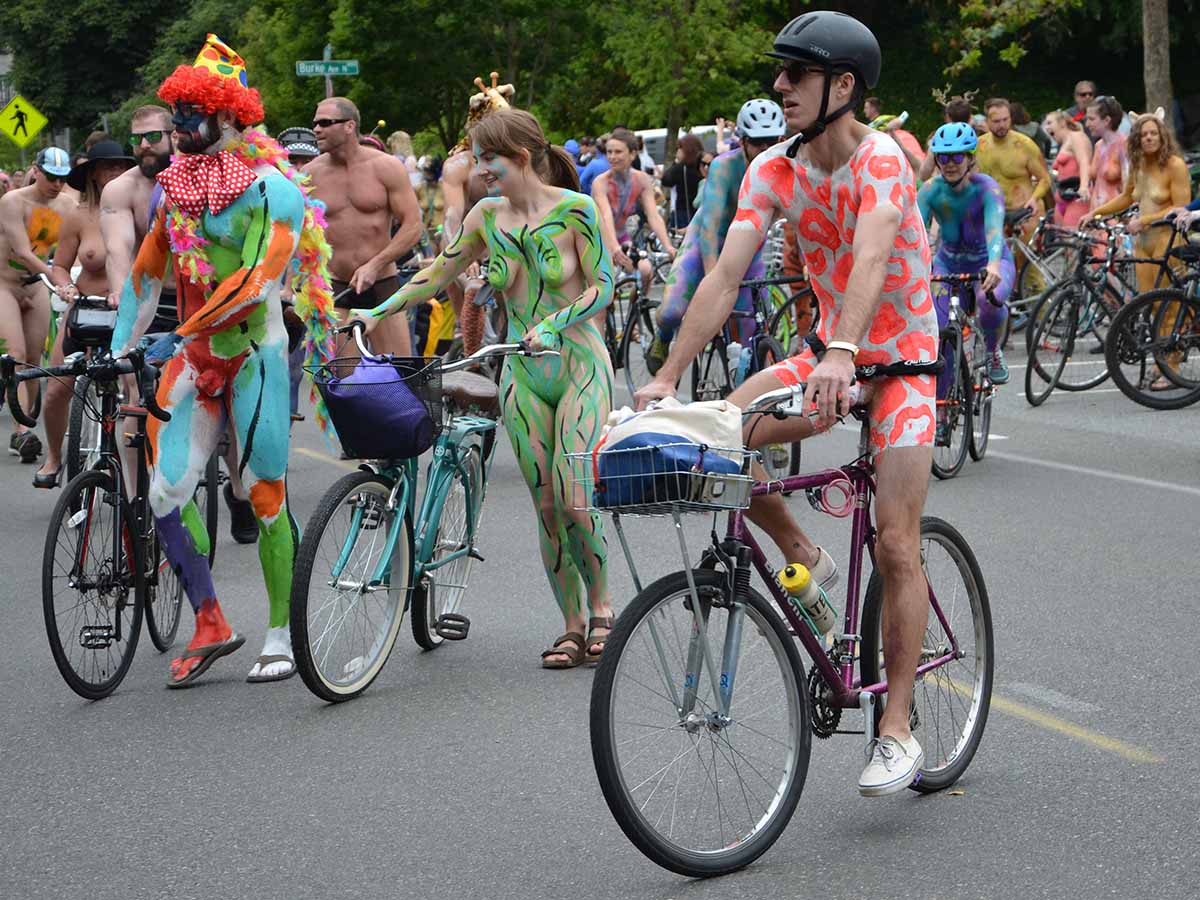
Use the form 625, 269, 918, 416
590, 569, 810, 877
290, 471, 412, 702
144, 527, 183, 652
932, 343, 971, 479
968, 362, 993, 461
412, 442, 484, 650
619, 293, 658, 398
44, 469, 143, 699
690, 339, 730, 402
66, 376, 103, 485
860, 516, 993, 793
1023, 292, 1072, 406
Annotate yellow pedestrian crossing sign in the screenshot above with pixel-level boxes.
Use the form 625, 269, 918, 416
0, 95, 49, 149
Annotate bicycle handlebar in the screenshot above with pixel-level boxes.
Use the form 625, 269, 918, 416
738, 275, 809, 289
0, 348, 170, 427
742, 359, 945, 417
930, 272, 1002, 306
37, 272, 107, 304
338, 319, 560, 367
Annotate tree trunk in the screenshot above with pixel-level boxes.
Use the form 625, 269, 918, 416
1142, 0, 1172, 117
664, 104, 685, 168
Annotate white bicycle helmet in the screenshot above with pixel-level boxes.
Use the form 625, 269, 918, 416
737, 98, 786, 140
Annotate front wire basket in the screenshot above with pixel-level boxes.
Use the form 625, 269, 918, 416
567, 443, 756, 517
306, 355, 444, 459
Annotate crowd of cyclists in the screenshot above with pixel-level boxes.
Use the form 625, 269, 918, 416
1, 10, 1197, 807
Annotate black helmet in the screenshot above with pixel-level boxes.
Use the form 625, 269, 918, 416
770, 11, 881, 151
769, 11, 881, 89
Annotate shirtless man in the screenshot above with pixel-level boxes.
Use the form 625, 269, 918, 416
0, 147, 76, 462
99, 105, 260, 544
304, 96, 421, 356
976, 97, 1052, 241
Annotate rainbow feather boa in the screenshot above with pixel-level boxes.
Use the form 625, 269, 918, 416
161, 126, 338, 435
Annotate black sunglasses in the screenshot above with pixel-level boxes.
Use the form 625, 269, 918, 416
39, 171, 66, 183
312, 118, 351, 129
936, 153, 969, 166
774, 61, 824, 84
129, 130, 168, 147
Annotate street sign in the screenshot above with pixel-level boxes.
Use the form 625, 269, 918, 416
0, 94, 48, 149
296, 60, 360, 77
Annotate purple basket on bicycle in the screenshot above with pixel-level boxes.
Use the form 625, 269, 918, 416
308, 356, 444, 460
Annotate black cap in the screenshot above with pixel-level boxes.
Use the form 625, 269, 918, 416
67, 140, 135, 191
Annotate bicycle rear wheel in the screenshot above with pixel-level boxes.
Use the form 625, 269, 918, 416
860, 516, 992, 793
590, 569, 810, 878
144, 527, 183, 652
43, 468, 143, 699
768, 289, 815, 356
1023, 292, 1073, 406
690, 338, 731, 402
1048, 287, 1113, 392
290, 470, 412, 702
932, 343, 971, 479
412, 442, 483, 650
1105, 289, 1200, 410
66, 376, 103, 485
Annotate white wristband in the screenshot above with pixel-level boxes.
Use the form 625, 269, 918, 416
826, 340, 860, 360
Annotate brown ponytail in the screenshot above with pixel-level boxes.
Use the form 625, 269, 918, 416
469, 108, 580, 192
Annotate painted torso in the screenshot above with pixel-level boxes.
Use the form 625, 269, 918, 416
1090, 134, 1128, 210
918, 172, 1010, 270
977, 131, 1042, 210
733, 132, 938, 366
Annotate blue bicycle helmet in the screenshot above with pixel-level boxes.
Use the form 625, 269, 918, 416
930, 122, 978, 154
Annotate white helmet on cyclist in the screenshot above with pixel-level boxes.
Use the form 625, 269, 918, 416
737, 99, 786, 140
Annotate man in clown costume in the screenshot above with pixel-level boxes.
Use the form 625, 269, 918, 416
111, 35, 336, 687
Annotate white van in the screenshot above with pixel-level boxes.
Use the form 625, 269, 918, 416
635, 124, 721, 166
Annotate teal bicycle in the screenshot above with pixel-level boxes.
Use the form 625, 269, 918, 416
290, 330, 554, 702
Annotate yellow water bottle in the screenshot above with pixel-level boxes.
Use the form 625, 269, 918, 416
779, 563, 836, 635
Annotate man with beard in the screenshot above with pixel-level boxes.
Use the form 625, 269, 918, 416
111, 34, 335, 686
100, 105, 260, 544
0, 147, 76, 463
305, 96, 421, 357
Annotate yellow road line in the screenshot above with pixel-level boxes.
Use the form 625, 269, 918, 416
944, 680, 1164, 764
294, 446, 358, 473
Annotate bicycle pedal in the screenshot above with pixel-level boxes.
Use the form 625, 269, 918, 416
435, 613, 470, 640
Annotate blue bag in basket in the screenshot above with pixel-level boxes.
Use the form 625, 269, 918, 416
324, 357, 435, 459
594, 431, 740, 508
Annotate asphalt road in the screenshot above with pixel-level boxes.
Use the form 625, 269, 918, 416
3, 369, 1198, 900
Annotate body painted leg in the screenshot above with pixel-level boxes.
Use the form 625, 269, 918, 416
231, 339, 297, 680
551, 337, 613, 655
975, 257, 1014, 354
656, 246, 703, 343
500, 358, 588, 655
147, 353, 232, 681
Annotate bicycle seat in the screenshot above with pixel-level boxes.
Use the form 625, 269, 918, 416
441, 371, 499, 418
1005, 208, 1034, 227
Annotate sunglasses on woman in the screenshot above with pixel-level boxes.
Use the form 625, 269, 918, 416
936, 153, 969, 166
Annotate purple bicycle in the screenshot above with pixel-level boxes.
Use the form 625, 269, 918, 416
578, 369, 993, 877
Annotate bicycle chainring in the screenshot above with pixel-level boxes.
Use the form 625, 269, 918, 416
807, 659, 841, 739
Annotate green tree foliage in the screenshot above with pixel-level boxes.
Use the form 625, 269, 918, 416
0, 0, 165, 130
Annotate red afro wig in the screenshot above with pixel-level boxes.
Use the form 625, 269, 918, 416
157, 65, 264, 127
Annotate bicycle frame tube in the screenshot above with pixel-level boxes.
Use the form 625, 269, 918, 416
414, 417, 496, 576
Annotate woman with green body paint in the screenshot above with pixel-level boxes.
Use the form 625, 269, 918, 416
355, 109, 616, 669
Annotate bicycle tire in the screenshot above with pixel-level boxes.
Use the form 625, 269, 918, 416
1023, 293, 1072, 407
860, 515, 993, 793
412, 442, 483, 650
932, 343, 971, 479
752, 335, 801, 480
290, 470, 413, 702
66, 376, 103, 485
690, 338, 731, 402
1105, 290, 1200, 410
590, 568, 810, 878
144, 528, 183, 652
619, 293, 657, 398
767, 288, 815, 357
968, 363, 992, 461
1048, 287, 1113, 392
43, 468, 143, 699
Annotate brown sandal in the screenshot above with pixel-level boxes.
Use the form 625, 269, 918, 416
541, 631, 586, 669
585, 616, 613, 664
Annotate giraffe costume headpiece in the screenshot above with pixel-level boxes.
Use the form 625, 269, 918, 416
451, 72, 516, 155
